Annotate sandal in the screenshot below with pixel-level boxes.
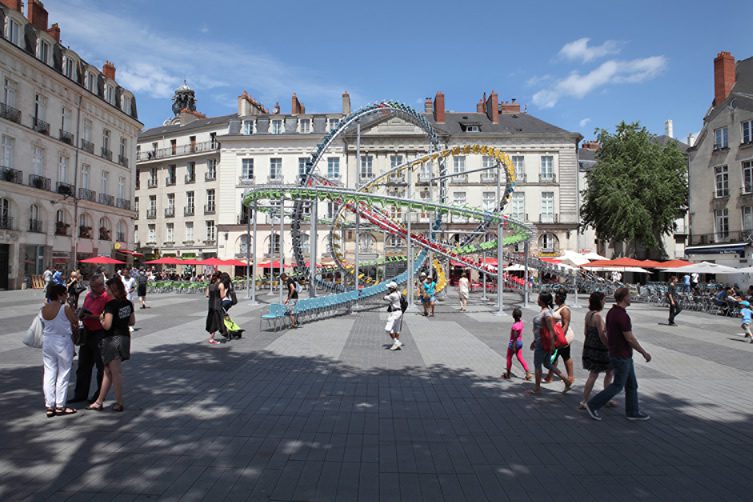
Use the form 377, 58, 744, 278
46, 408, 56, 418
524, 373, 533, 381
55, 407, 77, 416
208, 338, 220, 345
86, 402, 104, 412
111, 403, 124, 412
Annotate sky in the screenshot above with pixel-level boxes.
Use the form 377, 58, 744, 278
46, 0, 753, 143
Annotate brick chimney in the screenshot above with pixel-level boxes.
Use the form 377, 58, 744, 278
27, 0, 48, 31
342, 91, 351, 115
424, 97, 433, 113
500, 98, 521, 114
46, 22, 60, 42
476, 98, 484, 113
433, 92, 445, 124
102, 61, 116, 81
581, 140, 601, 151
485, 91, 499, 124
714, 51, 736, 106
291, 93, 303, 115
0, 0, 23, 13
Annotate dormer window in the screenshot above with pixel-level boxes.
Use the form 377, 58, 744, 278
242, 120, 253, 135
299, 118, 311, 133
63, 56, 77, 80
104, 84, 114, 105
327, 118, 339, 131
122, 95, 132, 115
466, 125, 480, 132
460, 121, 481, 132
6, 18, 20, 46
37, 40, 50, 65
85, 71, 97, 93
271, 120, 283, 134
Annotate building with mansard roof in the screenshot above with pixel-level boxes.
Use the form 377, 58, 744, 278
0, 0, 141, 289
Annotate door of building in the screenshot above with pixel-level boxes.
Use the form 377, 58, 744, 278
0, 244, 9, 290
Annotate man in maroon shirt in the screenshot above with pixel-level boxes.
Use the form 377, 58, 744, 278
70, 274, 110, 403
586, 287, 652, 421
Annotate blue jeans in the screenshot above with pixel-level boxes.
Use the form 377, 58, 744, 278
588, 356, 640, 416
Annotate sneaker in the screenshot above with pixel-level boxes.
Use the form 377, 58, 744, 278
626, 412, 651, 421
668, 323, 677, 326
585, 403, 602, 421
389, 343, 401, 351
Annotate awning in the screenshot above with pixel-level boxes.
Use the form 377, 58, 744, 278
685, 243, 746, 256
116, 249, 144, 257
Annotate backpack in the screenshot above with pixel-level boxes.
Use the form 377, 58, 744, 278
399, 293, 408, 313
138, 273, 148, 286
229, 285, 238, 305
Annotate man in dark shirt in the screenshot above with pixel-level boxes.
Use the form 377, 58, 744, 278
667, 275, 680, 326
70, 274, 109, 403
586, 287, 652, 421
280, 273, 299, 328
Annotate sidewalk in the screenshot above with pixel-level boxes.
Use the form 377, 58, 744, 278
0, 289, 752, 500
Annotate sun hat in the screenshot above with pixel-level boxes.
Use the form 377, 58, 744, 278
387, 281, 398, 290
740, 300, 750, 307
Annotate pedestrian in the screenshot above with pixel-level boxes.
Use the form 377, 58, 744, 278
667, 275, 680, 326
544, 289, 575, 385
422, 275, 437, 317
52, 266, 64, 286
502, 307, 531, 380
42, 265, 53, 296
739, 300, 753, 343
121, 269, 137, 332
579, 292, 615, 410
137, 268, 149, 309
458, 272, 469, 312
281, 272, 299, 328
384, 281, 404, 351
40, 284, 79, 417
87, 277, 135, 412
691, 272, 699, 292
585, 287, 652, 421
66, 270, 84, 309
529, 292, 572, 394
205, 272, 226, 344
220, 272, 234, 313
682, 274, 691, 293
69, 274, 109, 404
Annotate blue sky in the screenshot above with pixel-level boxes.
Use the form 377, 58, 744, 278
48, 0, 752, 142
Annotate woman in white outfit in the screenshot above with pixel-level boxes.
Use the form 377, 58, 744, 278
384, 282, 403, 351
458, 272, 470, 311
40, 284, 79, 417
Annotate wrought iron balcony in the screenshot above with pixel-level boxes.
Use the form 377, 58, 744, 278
101, 147, 112, 162
165, 176, 176, 186
185, 174, 195, 184
538, 213, 559, 224
539, 173, 557, 183
118, 154, 128, 167
184, 206, 195, 216
451, 174, 468, 184
116, 198, 131, 210
205, 171, 216, 181
56, 182, 74, 196
146, 208, 157, 219
78, 188, 97, 202
147, 178, 158, 188
0, 216, 13, 230
79, 225, 93, 239
29, 174, 51, 191
164, 207, 175, 217
0, 102, 21, 123
59, 129, 74, 145
1, 166, 22, 184
54, 222, 70, 236
29, 218, 43, 233
99, 228, 111, 240
238, 176, 254, 185
98, 193, 114, 206
267, 175, 284, 184
204, 204, 216, 215
135, 141, 220, 161
689, 231, 753, 246
32, 117, 50, 135
80, 139, 94, 154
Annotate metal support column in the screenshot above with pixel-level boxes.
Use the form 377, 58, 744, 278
523, 241, 530, 308
354, 123, 360, 304
245, 205, 251, 299
495, 166, 506, 316
406, 167, 414, 310
279, 200, 284, 304
309, 198, 317, 297
251, 201, 258, 304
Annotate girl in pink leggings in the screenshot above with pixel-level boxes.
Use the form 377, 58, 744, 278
502, 307, 532, 380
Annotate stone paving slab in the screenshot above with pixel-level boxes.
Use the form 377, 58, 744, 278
0, 289, 752, 500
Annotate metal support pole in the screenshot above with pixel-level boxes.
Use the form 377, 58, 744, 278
573, 269, 580, 308
523, 241, 530, 308
309, 198, 317, 297
251, 201, 258, 304
246, 205, 251, 299
70, 95, 82, 273
279, 200, 284, 304
496, 166, 506, 316
482, 251, 488, 302
406, 167, 414, 310
355, 123, 360, 303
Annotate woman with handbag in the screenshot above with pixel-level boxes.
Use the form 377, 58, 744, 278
40, 284, 79, 417
544, 289, 575, 386
530, 292, 572, 395
579, 292, 616, 410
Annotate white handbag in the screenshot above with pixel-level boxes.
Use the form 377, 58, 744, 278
23, 313, 44, 349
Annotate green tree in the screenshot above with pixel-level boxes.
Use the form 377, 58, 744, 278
581, 122, 688, 259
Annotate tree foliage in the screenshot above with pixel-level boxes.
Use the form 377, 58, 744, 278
581, 122, 688, 258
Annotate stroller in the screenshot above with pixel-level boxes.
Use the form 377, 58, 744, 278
222, 307, 244, 340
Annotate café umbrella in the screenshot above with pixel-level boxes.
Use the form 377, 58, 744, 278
80, 256, 126, 265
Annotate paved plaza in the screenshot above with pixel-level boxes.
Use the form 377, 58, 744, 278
1, 288, 753, 501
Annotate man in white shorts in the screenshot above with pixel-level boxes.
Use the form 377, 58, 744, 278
384, 282, 403, 351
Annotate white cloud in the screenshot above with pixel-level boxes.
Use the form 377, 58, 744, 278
579, 118, 591, 128
532, 56, 667, 108
525, 74, 552, 87
53, 1, 352, 112
559, 38, 622, 63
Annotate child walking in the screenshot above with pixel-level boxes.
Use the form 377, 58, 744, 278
740, 300, 753, 343
502, 307, 532, 380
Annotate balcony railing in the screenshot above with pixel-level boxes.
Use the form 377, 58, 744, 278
80, 139, 94, 154
29, 218, 43, 233
146, 208, 157, 219
689, 231, 753, 246
97, 193, 114, 206
184, 206, 195, 216
56, 182, 74, 196
116, 198, 131, 210
59, 129, 74, 145
515, 173, 527, 183
204, 239, 216, 246
99, 228, 111, 240
0, 102, 21, 123
539, 213, 559, 224
101, 147, 112, 161
135, 140, 220, 161
78, 188, 96, 202
539, 173, 557, 183
0, 216, 13, 230
451, 174, 468, 184
185, 174, 195, 184
54, 223, 70, 236
165, 207, 175, 217
268, 175, 284, 184
2, 166, 22, 184
204, 204, 216, 215
118, 154, 128, 167
165, 176, 176, 186
238, 176, 254, 185
29, 174, 51, 191
147, 178, 157, 188
32, 117, 50, 135
480, 173, 498, 183
79, 225, 93, 239
205, 171, 216, 181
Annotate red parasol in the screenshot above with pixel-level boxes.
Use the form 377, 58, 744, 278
223, 259, 250, 266
196, 257, 228, 266
144, 257, 183, 265
660, 259, 693, 269
80, 256, 126, 265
